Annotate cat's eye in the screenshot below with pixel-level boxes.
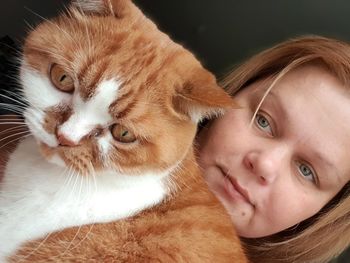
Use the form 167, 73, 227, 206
111, 124, 136, 143
50, 64, 74, 93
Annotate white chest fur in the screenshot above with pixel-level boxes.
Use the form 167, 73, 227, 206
0, 137, 169, 259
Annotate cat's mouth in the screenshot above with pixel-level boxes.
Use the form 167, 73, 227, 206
39, 141, 98, 174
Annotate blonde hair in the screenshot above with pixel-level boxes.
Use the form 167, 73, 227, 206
220, 36, 350, 263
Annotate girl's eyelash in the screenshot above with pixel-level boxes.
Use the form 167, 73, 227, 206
296, 160, 319, 186
254, 111, 275, 136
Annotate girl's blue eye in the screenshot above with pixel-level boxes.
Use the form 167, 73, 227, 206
255, 113, 272, 134
298, 163, 316, 183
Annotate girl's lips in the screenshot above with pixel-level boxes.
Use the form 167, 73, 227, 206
223, 176, 248, 203
219, 167, 253, 206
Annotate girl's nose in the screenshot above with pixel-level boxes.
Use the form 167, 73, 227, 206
243, 145, 288, 184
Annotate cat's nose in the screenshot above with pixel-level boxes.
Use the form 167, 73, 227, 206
56, 132, 79, 147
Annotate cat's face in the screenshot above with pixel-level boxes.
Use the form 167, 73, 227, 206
20, 0, 236, 176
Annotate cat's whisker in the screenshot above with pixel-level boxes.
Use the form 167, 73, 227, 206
66, 222, 95, 257
65, 173, 96, 256
68, 169, 80, 202
71, 6, 93, 63
0, 115, 25, 120
24, 6, 76, 46
0, 127, 24, 137
49, 50, 73, 66
59, 170, 90, 257
0, 97, 27, 107
0, 45, 22, 65
63, 167, 97, 254
0, 104, 24, 111
0, 130, 31, 144
0, 133, 31, 153
77, 170, 84, 204
24, 107, 48, 128
24, 101, 46, 116
62, 4, 74, 19
92, 169, 98, 195
1, 90, 29, 107
23, 19, 36, 34
1, 88, 26, 99
0, 103, 27, 112
0, 108, 25, 115
0, 122, 26, 126
51, 167, 72, 215
4, 89, 26, 98
64, 6, 85, 60
72, 3, 92, 55
99, 141, 113, 169
2, 73, 21, 84
60, 226, 84, 257
12, 55, 25, 69
29, 100, 50, 117
20, 231, 55, 261
0, 121, 24, 126
20, 160, 73, 259
0, 106, 25, 115
33, 167, 77, 260
65, 8, 87, 55
171, 162, 193, 191
64, 166, 76, 195
0, 126, 27, 137
35, 167, 79, 259
0, 113, 22, 118
59, 164, 98, 255
0, 39, 20, 54
0, 117, 25, 122
24, 45, 72, 66
80, 16, 92, 59
52, 167, 73, 216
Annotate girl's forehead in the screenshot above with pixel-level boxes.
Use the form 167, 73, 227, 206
242, 63, 348, 97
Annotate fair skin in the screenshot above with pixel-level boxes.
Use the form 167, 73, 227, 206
197, 64, 350, 238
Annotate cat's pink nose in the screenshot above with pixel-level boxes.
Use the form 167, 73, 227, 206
57, 132, 78, 147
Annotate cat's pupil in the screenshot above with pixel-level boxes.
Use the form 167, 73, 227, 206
122, 130, 128, 137
60, 75, 67, 82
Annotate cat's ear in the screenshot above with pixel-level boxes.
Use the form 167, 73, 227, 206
173, 70, 239, 123
71, 0, 133, 18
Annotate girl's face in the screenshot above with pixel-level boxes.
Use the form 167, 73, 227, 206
197, 64, 350, 238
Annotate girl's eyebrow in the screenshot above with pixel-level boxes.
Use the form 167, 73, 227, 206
251, 89, 287, 123
264, 91, 287, 119
312, 150, 341, 186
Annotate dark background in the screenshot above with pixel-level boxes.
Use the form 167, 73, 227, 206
0, 1, 349, 261
2, 0, 350, 77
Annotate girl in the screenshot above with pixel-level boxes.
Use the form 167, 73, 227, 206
197, 35, 350, 262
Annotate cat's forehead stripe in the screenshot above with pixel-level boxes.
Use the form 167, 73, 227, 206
78, 59, 109, 100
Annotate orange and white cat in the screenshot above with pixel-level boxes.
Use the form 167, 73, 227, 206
0, 0, 247, 262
